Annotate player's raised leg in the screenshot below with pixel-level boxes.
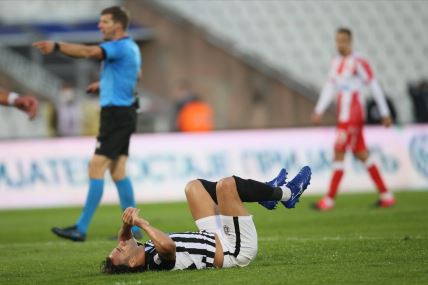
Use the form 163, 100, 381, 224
185, 179, 219, 221
213, 168, 310, 268
184, 174, 292, 248
215, 177, 250, 216
193, 167, 310, 212
184, 179, 223, 238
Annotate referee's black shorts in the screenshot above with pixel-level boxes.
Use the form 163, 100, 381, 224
95, 105, 137, 160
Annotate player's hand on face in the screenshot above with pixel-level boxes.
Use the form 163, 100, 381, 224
14, 96, 39, 120
382, 116, 392, 128
122, 207, 140, 226
32, 41, 55, 55
311, 113, 322, 125
86, 81, 100, 94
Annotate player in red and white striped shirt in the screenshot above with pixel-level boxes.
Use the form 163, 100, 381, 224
312, 28, 395, 211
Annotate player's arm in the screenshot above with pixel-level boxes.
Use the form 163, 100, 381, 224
312, 81, 335, 125
123, 207, 176, 260
0, 87, 39, 119
370, 80, 392, 126
32, 41, 104, 60
117, 222, 133, 242
356, 58, 392, 127
312, 61, 336, 125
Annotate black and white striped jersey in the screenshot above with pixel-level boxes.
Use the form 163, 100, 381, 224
143, 231, 217, 271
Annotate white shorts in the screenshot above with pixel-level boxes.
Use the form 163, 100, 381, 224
196, 215, 258, 268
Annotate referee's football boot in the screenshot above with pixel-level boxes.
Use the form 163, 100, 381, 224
282, 166, 312, 209
259, 168, 288, 210
51, 225, 86, 242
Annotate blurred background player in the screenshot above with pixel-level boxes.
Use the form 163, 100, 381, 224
55, 84, 81, 137
32, 6, 142, 240
0, 87, 38, 120
172, 80, 214, 133
312, 27, 395, 211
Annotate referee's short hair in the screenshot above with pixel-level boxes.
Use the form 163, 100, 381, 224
101, 6, 130, 30
337, 27, 352, 39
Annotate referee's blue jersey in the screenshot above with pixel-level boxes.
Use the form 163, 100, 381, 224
99, 36, 141, 107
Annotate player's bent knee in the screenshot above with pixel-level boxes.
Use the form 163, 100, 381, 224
216, 177, 236, 197
184, 179, 202, 196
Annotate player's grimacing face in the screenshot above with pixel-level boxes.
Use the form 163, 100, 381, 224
109, 238, 144, 267
336, 32, 352, 56
98, 14, 118, 40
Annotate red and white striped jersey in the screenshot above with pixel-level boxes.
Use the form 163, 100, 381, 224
314, 52, 390, 124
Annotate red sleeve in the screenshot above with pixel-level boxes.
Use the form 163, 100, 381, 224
356, 58, 374, 82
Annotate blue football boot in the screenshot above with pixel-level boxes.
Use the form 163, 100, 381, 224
258, 168, 288, 210
282, 166, 312, 209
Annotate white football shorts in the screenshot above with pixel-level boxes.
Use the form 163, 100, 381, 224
195, 215, 258, 268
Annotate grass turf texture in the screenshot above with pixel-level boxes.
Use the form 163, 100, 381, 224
0, 192, 427, 285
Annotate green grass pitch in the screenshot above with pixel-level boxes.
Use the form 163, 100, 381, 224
1, 191, 427, 285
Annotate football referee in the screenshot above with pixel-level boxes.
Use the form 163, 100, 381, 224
33, 6, 142, 241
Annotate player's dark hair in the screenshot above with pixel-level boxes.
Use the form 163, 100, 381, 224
337, 27, 352, 39
101, 6, 130, 30
101, 257, 146, 274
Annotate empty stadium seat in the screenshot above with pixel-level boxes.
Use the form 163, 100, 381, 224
157, 0, 428, 123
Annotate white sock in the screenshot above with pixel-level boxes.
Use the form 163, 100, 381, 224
279, 185, 291, 201
380, 192, 394, 201
322, 197, 334, 207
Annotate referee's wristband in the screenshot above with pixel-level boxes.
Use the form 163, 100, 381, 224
7, 92, 20, 105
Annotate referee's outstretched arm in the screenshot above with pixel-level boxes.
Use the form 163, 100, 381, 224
32, 41, 103, 60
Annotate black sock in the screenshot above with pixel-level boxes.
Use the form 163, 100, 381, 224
198, 177, 282, 203
233, 176, 283, 202
198, 179, 218, 203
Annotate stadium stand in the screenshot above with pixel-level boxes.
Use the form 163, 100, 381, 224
1, 0, 426, 137
0, 0, 119, 138
154, 0, 428, 124
0, 105, 49, 138
0, 47, 62, 138
0, 46, 64, 103
0, 21, 152, 46
0, 0, 119, 24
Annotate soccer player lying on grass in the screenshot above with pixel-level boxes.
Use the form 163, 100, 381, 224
102, 166, 311, 273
